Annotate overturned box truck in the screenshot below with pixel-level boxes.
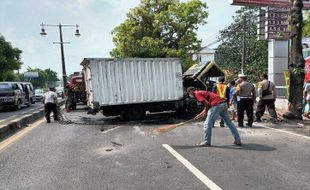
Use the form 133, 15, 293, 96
81, 58, 224, 120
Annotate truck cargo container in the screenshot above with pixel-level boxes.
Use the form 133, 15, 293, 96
81, 58, 185, 120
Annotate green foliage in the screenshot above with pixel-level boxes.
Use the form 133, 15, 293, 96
215, 7, 268, 82
303, 11, 310, 37
0, 34, 23, 81
111, 0, 208, 71
22, 67, 59, 88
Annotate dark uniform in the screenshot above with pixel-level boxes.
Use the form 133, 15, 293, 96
236, 77, 256, 127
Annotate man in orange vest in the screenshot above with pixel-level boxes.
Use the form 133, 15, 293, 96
213, 77, 230, 127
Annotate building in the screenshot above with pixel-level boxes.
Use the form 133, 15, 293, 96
191, 47, 216, 63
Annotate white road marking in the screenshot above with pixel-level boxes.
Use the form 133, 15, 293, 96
256, 125, 310, 140
101, 126, 120, 134
162, 144, 222, 190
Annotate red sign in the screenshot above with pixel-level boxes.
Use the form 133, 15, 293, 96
231, 0, 310, 10
306, 58, 310, 81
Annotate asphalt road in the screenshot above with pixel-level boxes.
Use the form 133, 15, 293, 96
0, 110, 309, 190
0, 102, 43, 122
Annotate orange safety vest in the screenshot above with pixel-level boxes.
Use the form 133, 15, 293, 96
216, 84, 227, 99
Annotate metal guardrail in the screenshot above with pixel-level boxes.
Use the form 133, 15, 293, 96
276, 86, 288, 99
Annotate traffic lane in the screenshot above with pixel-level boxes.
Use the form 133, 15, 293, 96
0, 102, 43, 121
162, 123, 310, 190
0, 121, 206, 190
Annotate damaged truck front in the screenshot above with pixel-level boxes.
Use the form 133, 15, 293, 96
81, 58, 224, 120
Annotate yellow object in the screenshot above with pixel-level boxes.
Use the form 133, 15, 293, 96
284, 70, 290, 98
216, 84, 227, 99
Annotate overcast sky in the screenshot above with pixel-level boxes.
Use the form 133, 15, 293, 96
0, 0, 240, 77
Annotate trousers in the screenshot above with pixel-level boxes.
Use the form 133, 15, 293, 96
45, 102, 58, 123
256, 99, 277, 119
237, 98, 253, 126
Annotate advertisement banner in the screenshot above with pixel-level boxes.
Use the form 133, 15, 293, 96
231, 0, 310, 10
305, 58, 310, 81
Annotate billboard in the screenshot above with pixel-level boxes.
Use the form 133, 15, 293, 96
231, 0, 310, 10
24, 72, 39, 78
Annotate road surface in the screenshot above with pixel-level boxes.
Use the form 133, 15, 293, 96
0, 110, 309, 190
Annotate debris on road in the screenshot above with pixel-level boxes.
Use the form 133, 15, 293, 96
111, 141, 123, 147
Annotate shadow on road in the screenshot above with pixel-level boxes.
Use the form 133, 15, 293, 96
172, 143, 276, 152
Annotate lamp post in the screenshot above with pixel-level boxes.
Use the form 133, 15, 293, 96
40, 23, 80, 88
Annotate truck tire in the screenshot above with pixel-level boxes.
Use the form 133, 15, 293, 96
121, 105, 145, 121
14, 100, 22, 111
31, 98, 35, 104
186, 98, 204, 116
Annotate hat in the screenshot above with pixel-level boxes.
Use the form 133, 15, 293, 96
238, 74, 247, 78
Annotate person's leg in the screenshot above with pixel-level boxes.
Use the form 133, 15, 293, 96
52, 104, 59, 121
220, 118, 225, 127
45, 103, 51, 123
255, 99, 265, 122
237, 100, 245, 127
266, 99, 277, 119
245, 99, 254, 127
203, 106, 220, 145
220, 104, 241, 143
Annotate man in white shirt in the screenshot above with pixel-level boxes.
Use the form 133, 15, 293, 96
43, 87, 58, 123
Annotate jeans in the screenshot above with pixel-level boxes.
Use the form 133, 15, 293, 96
203, 103, 241, 144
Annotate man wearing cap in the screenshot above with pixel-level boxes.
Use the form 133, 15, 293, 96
187, 87, 242, 147
236, 74, 256, 127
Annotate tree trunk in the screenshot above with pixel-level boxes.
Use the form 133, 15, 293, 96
287, 0, 305, 119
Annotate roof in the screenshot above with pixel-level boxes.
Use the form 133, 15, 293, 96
183, 61, 225, 79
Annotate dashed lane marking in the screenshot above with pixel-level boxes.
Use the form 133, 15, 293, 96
0, 118, 45, 152
162, 144, 222, 190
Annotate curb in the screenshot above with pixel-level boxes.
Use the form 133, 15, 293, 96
0, 100, 65, 140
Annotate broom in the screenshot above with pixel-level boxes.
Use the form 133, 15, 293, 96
155, 118, 197, 133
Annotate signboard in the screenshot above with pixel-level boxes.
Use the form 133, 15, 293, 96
24, 72, 39, 78
265, 7, 290, 39
231, 0, 310, 10
305, 58, 310, 81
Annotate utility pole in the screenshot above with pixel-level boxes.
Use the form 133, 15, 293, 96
241, 15, 246, 75
40, 23, 80, 88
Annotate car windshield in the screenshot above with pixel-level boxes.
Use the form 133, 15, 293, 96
0, 83, 12, 91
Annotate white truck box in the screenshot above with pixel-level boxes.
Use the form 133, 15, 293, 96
81, 58, 184, 110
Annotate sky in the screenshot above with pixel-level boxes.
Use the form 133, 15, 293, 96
0, 0, 240, 77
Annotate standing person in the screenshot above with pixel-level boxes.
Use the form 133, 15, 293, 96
256, 74, 278, 123
64, 84, 73, 112
43, 87, 58, 123
304, 80, 310, 118
213, 77, 230, 127
236, 74, 256, 127
187, 87, 242, 147
229, 80, 238, 121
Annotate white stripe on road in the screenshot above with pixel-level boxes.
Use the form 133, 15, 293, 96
162, 144, 222, 190
101, 126, 120, 134
256, 125, 310, 140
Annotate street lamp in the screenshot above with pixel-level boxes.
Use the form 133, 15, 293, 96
40, 23, 80, 88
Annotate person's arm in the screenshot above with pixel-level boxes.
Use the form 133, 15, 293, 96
252, 85, 257, 103
272, 83, 277, 100
194, 99, 211, 120
257, 82, 262, 99
226, 86, 230, 104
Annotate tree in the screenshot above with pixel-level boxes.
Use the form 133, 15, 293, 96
285, 0, 305, 119
0, 34, 23, 81
22, 67, 59, 88
215, 7, 268, 82
111, 0, 208, 71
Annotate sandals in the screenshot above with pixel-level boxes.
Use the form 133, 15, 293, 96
196, 141, 211, 147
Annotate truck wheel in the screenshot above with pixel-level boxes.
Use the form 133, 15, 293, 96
122, 105, 145, 121
186, 98, 204, 116
31, 98, 35, 104
14, 100, 22, 111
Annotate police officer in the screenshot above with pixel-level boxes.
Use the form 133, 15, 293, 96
213, 77, 230, 127
256, 74, 278, 123
236, 74, 256, 127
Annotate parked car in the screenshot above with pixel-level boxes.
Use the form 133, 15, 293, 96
0, 82, 27, 110
56, 86, 64, 98
34, 89, 44, 102
20, 82, 35, 105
